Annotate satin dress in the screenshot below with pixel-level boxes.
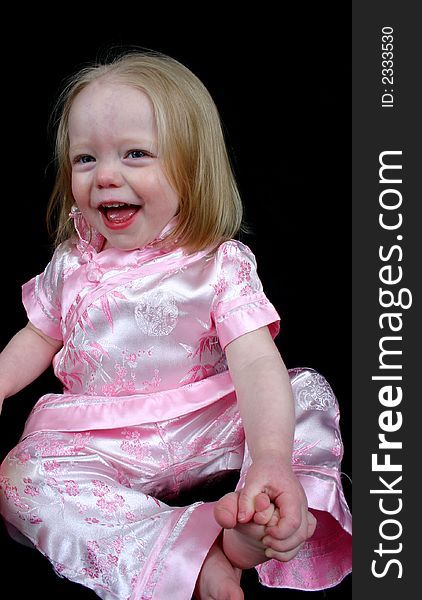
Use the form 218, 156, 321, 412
0, 213, 352, 599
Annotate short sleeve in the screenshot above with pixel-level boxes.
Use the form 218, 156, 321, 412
21, 243, 70, 341
211, 241, 280, 350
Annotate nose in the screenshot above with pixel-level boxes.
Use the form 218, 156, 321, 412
95, 159, 124, 189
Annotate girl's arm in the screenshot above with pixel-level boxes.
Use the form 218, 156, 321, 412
225, 325, 294, 465
226, 325, 315, 552
0, 321, 62, 413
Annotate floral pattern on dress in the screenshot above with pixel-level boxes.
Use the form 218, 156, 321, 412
297, 371, 336, 411
134, 290, 179, 336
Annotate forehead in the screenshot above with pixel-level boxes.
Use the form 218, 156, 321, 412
68, 80, 156, 136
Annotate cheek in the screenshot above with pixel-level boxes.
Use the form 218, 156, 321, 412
154, 176, 180, 215
71, 175, 88, 204
157, 193, 179, 220
71, 174, 79, 199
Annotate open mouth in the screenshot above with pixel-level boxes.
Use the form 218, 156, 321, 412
99, 203, 141, 225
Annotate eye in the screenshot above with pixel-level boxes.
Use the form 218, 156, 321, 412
126, 149, 147, 159
73, 154, 95, 164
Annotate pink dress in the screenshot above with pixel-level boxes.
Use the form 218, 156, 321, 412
0, 213, 352, 599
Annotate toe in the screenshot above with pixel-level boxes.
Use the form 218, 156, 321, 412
265, 508, 280, 528
214, 492, 239, 529
253, 502, 275, 526
254, 492, 271, 513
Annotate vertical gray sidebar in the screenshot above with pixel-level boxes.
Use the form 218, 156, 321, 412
353, 1, 420, 598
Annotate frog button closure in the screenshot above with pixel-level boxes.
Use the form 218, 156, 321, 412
86, 262, 103, 283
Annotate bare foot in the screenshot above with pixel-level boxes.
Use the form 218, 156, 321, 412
214, 492, 278, 570
194, 535, 244, 600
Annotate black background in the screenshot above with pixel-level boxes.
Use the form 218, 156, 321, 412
0, 11, 351, 599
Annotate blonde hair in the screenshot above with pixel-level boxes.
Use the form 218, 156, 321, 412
47, 49, 244, 253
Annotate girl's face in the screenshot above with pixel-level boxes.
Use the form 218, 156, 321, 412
68, 80, 179, 251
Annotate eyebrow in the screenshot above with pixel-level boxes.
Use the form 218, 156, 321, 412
68, 138, 158, 154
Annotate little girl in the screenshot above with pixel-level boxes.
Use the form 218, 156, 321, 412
0, 50, 351, 600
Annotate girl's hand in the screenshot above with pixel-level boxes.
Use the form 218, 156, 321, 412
238, 453, 317, 561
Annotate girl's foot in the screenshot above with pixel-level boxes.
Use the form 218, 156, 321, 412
194, 535, 244, 600
214, 491, 278, 570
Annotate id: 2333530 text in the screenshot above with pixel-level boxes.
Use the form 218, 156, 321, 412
381, 26, 395, 108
